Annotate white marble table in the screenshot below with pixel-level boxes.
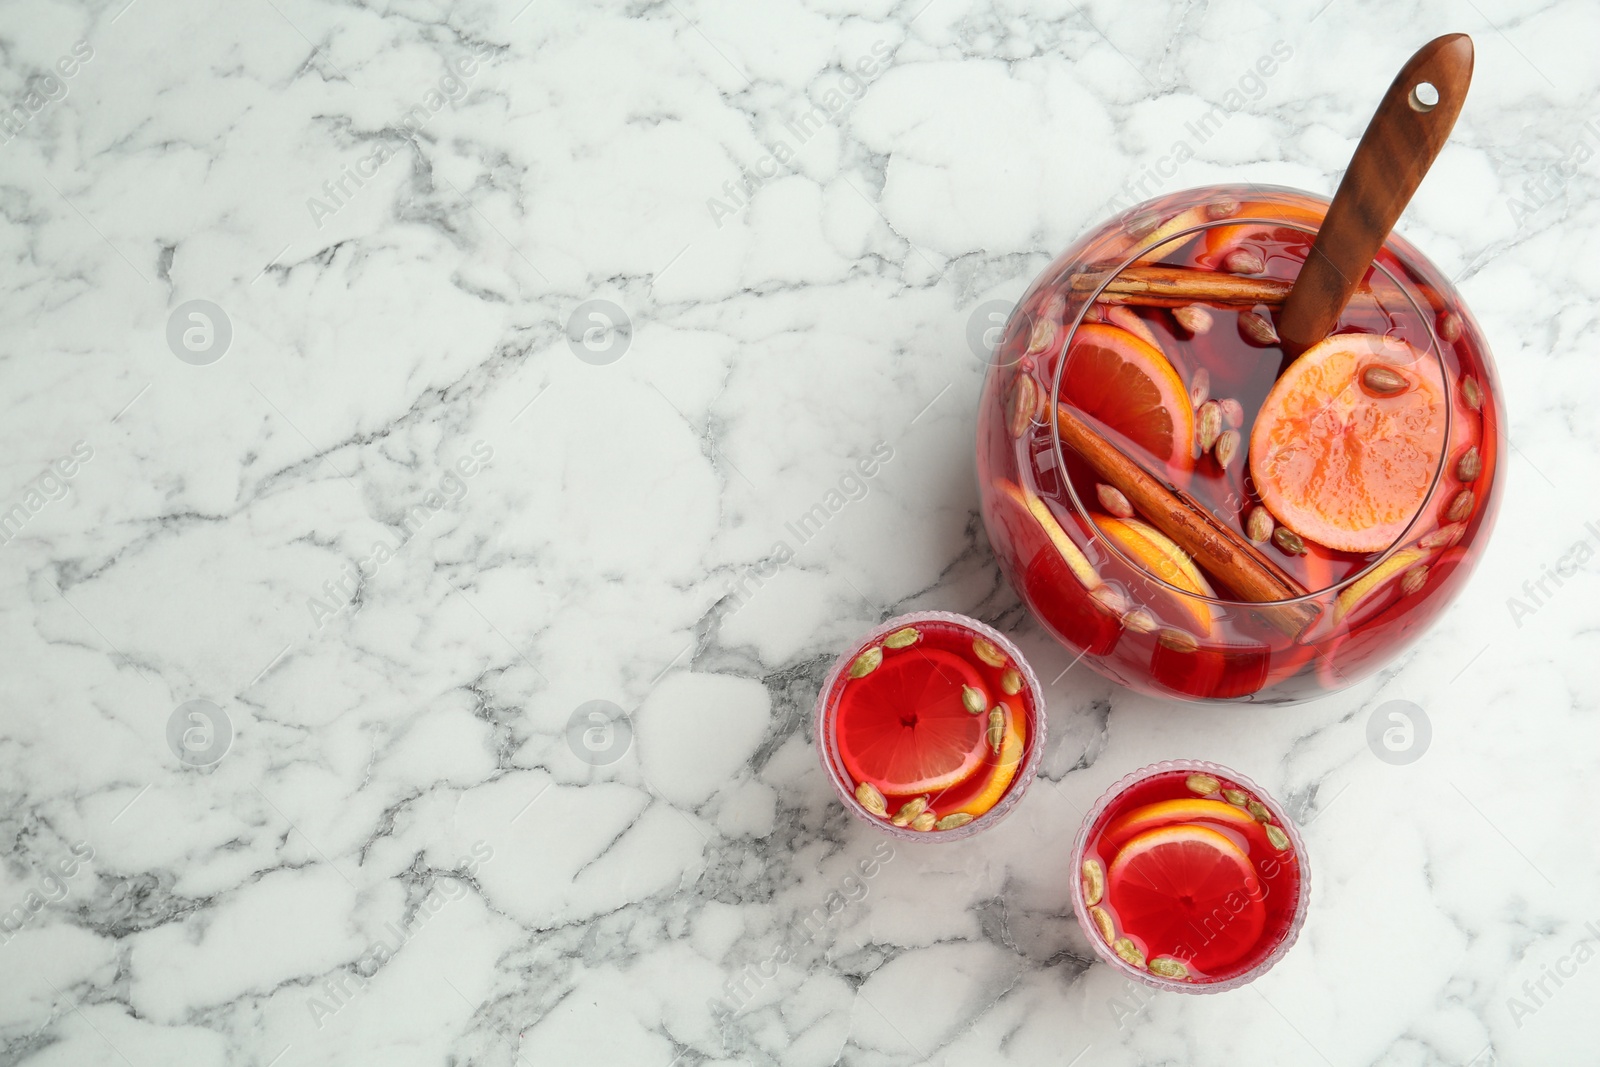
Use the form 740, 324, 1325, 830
2, 1, 1596, 1063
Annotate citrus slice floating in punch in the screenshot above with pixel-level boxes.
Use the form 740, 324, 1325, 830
837, 649, 990, 797
1060, 323, 1195, 474
1250, 334, 1446, 553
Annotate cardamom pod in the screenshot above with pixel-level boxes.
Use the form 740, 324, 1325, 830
1239, 309, 1280, 346
1361, 364, 1407, 395
1214, 429, 1240, 468
849, 647, 882, 678
1273, 527, 1306, 555
1172, 304, 1213, 335
1223, 248, 1265, 275
972, 638, 1007, 668
1097, 483, 1135, 519
855, 781, 887, 817
1149, 957, 1190, 979
890, 795, 930, 827
1246, 505, 1274, 543
883, 626, 920, 649
1197, 400, 1222, 452
1082, 858, 1104, 906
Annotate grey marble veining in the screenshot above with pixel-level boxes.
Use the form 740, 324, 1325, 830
1, 0, 1598, 1064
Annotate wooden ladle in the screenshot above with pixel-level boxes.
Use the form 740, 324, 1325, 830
1278, 34, 1474, 356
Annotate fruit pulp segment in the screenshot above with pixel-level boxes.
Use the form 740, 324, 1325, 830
829, 620, 1034, 831
1081, 770, 1301, 982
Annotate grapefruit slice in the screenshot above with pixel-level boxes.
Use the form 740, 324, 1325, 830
1250, 334, 1446, 553
948, 699, 1027, 819
1091, 513, 1214, 634
837, 648, 989, 797
1107, 824, 1266, 973
1100, 798, 1270, 857
1061, 324, 1195, 473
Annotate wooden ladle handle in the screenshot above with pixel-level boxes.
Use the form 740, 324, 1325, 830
1278, 34, 1474, 355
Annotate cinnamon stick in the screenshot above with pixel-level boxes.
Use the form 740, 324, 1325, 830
1055, 404, 1316, 636
1089, 294, 1220, 308
1070, 266, 1293, 305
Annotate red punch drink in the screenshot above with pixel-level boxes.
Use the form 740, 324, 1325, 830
816, 612, 1045, 840
977, 185, 1502, 702
1072, 761, 1309, 990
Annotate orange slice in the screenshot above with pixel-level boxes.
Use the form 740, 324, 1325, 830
1133, 206, 1210, 263
1107, 824, 1266, 973
837, 649, 990, 796
1091, 513, 1214, 634
1202, 201, 1323, 265
949, 699, 1026, 819
1061, 323, 1195, 473
1100, 798, 1270, 856
1250, 334, 1446, 553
